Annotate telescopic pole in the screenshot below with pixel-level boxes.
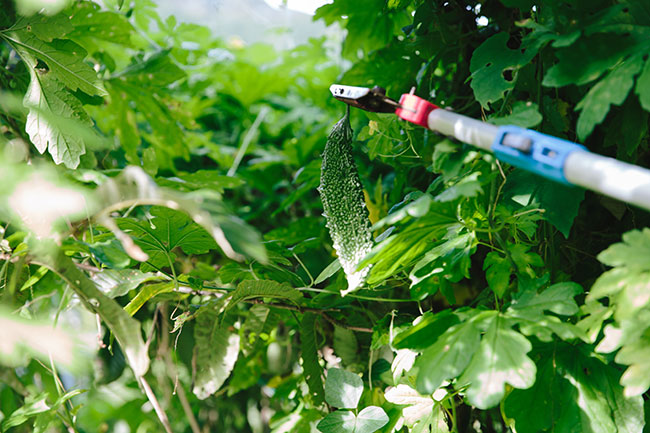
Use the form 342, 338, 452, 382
394, 91, 650, 212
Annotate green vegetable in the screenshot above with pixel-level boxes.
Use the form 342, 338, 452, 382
318, 108, 373, 294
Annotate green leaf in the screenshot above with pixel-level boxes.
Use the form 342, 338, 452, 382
603, 97, 649, 159
458, 316, 536, 409
88, 239, 131, 269
23, 69, 93, 168
469, 32, 537, 108
316, 407, 389, 433
363, 204, 457, 286
301, 312, 324, 405
1, 393, 50, 430
227, 279, 302, 310
508, 243, 544, 275
384, 385, 448, 432
240, 304, 276, 355
597, 228, 650, 270
415, 319, 481, 394
333, 326, 358, 366
635, 56, 650, 111
192, 309, 240, 400
91, 268, 160, 298
371, 194, 431, 231
37, 247, 149, 376
505, 344, 645, 433
68, 2, 134, 48
157, 170, 245, 194
483, 252, 511, 298
9, 13, 73, 41
314, 259, 342, 285
542, 34, 639, 88
508, 282, 583, 319
18, 265, 48, 292
0, 307, 85, 371
391, 349, 417, 384
123, 282, 174, 316
108, 78, 187, 161
616, 335, 650, 397
324, 368, 363, 409
114, 50, 185, 87
8, 32, 106, 96
504, 353, 570, 433
393, 310, 460, 351
504, 169, 584, 238
317, 410, 356, 433
355, 406, 389, 433
117, 206, 219, 270
576, 54, 645, 140
387, 0, 411, 9
489, 101, 542, 128
409, 229, 476, 288
576, 301, 613, 344
433, 172, 482, 202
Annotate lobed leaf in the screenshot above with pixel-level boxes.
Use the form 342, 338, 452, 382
415, 319, 481, 395
469, 32, 538, 108
575, 54, 645, 140
9, 31, 106, 96
458, 316, 536, 409
23, 69, 92, 168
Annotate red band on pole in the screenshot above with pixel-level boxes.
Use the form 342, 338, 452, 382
395, 93, 438, 128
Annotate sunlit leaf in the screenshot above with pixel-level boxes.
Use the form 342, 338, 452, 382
415, 319, 481, 395
458, 316, 536, 409
324, 368, 363, 409
193, 309, 240, 400
23, 69, 93, 168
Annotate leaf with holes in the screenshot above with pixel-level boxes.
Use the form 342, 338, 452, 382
469, 32, 537, 108
8, 31, 106, 96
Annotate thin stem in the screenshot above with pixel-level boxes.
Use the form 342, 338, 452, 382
292, 252, 314, 286
476, 241, 504, 253
247, 299, 373, 333
227, 106, 270, 177
298, 287, 414, 303
139, 376, 173, 433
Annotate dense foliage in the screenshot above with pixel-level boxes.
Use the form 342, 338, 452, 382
1, 0, 650, 432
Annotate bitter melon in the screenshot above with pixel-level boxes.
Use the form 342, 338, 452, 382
318, 107, 373, 295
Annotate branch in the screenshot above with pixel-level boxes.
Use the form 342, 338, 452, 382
247, 299, 373, 333
139, 376, 173, 433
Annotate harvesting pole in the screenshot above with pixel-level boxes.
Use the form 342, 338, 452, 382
330, 84, 650, 212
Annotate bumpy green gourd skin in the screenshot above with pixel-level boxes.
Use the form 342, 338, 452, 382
318, 109, 373, 294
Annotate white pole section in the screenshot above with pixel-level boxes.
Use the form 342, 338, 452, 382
427, 109, 498, 151
564, 152, 650, 212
